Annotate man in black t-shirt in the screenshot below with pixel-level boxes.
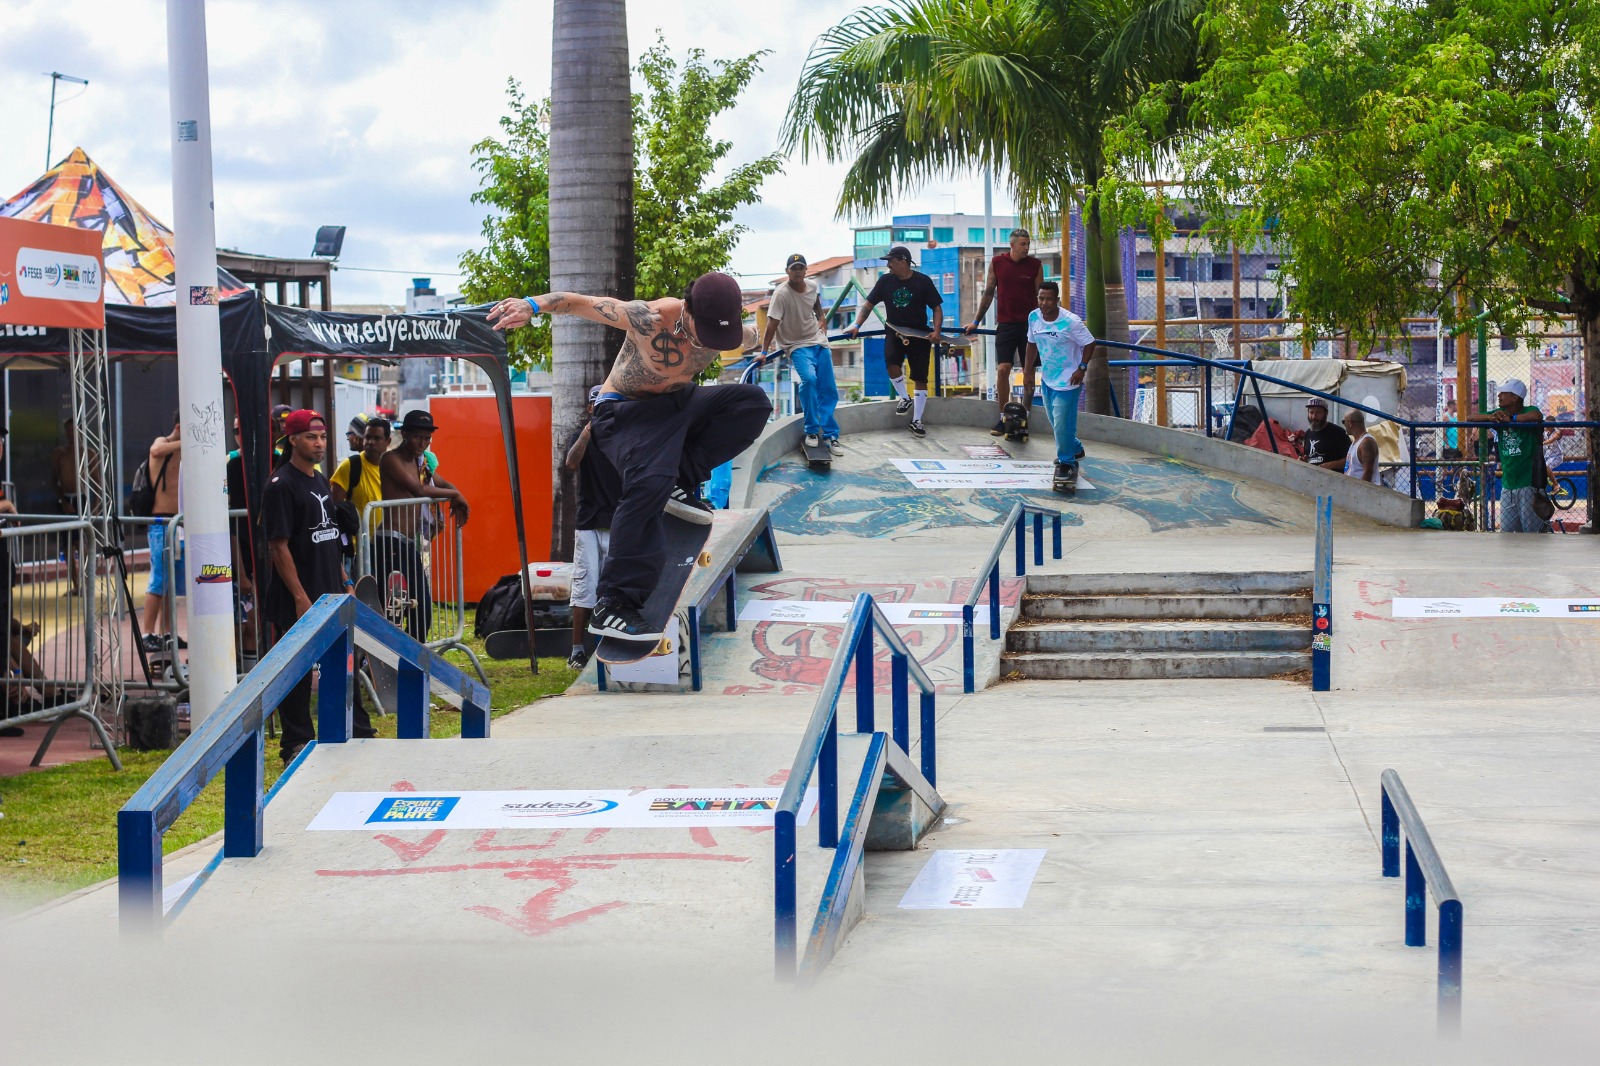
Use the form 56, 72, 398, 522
846, 245, 945, 438
1301, 398, 1352, 469
564, 386, 624, 670
261, 409, 374, 763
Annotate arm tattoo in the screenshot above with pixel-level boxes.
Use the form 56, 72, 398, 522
624, 301, 659, 334
591, 299, 621, 323
541, 292, 574, 312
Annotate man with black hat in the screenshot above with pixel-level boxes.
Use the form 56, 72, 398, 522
845, 245, 944, 438
487, 271, 771, 641
761, 254, 841, 454
1301, 397, 1352, 469
379, 409, 470, 525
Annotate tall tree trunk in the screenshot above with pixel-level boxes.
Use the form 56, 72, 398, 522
549, 0, 634, 560
1574, 274, 1600, 531
1082, 196, 1112, 414
1101, 223, 1131, 418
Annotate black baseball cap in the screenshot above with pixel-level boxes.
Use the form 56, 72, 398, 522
687, 271, 745, 351
785, 253, 807, 269
401, 409, 438, 433
883, 246, 913, 262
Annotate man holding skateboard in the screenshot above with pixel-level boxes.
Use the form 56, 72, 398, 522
488, 271, 770, 642
846, 246, 944, 438
966, 228, 1043, 435
564, 385, 623, 668
761, 253, 841, 455
1025, 281, 1097, 493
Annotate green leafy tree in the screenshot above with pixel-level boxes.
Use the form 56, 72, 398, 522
782, 0, 1205, 413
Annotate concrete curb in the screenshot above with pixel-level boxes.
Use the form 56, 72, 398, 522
732, 396, 1424, 528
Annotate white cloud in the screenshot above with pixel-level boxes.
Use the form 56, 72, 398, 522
0, 0, 1013, 304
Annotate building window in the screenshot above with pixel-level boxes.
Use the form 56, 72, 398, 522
933, 227, 953, 243
893, 227, 927, 242
968, 227, 985, 244
942, 273, 955, 294
1211, 262, 1232, 281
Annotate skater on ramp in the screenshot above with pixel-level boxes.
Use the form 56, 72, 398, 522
1025, 281, 1098, 494
488, 272, 771, 642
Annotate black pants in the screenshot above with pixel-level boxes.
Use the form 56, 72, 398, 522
884, 332, 932, 384
994, 321, 1028, 365
590, 383, 771, 608
273, 623, 377, 760
371, 531, 433, 641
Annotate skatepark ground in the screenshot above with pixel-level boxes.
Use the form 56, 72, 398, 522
2, 400, 1597, 1063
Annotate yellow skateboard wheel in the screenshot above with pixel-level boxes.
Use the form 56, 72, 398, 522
697, 551, 712, 567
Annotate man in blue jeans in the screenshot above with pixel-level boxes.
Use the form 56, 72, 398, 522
760, 253, 840, 453
1025, 281, 1097, 486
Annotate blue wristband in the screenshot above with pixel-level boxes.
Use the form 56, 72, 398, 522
524, 297, 540, 315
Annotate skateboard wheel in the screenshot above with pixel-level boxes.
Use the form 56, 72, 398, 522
697, 551, 712, 567
656, 638, 673, 655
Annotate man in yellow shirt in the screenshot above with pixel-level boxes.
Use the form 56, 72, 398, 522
330, 416, 388, 531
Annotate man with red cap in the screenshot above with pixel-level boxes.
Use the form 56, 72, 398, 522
488, 271, 771, 642
261, 409, 375, 762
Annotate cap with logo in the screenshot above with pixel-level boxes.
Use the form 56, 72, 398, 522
883, 246, 913, 262
283, 409, 325, 436
785, 253, 807, 269
401, 409, 438, 433
1305, 398, 1328, 409
687, 271, 745, 352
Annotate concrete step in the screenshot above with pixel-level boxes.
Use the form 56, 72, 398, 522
1027, 572, 1312, 597
1007, 621, 1311, 654
1022, 594, 1312, 620
1002, 650, 1311, 680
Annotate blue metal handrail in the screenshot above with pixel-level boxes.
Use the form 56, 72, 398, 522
116, 594, 491, 933
773, 593, 936, 980
1380, 770, 1464, 1036
961, 501, 1063, 693
1312, 495, 1333, 691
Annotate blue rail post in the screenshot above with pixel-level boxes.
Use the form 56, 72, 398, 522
317, 621, 353, 744
396, 659, 428, 739
1380, 770, 1464, 1037
1312, 495, 1333, 692
854, 624, 875, 733
1013, 518, 1025, 576
223, 728, 264, 859
988, 563, 1001, 637
774, 810, 797, 980
961, 603, 976, 694
1051, 511, 1062, 558
891, 652, 909, 753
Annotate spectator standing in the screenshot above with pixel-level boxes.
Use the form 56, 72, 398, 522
966, 228, 1043, 433
224, 418, 259, 658
379, 410, 469, 524
846, 246, 944, 438
564, 385, 623, 670
1301, 398, 1352, 469
331, 416, 390, 533
377, 410, 468, 639
1466, 379, 1547, 533
1025, 282, 1096, 483
140, 414, 182, 653
261, 410, 373, 763
1442, 399, 1462, 460
1342, 412, 1379, 482
762, 254, 841, 454
344, 413, 371, 458
50, 418, 90, 594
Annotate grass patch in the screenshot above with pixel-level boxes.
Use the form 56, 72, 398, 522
0, 612, 575, 906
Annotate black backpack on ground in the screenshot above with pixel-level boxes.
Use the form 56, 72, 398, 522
473, 574, 573, 638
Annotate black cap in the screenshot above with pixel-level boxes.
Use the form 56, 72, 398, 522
883, 246, 913, 262
401, 409, 438, 433
785, 253, 807, 269
687, 271, 745, 351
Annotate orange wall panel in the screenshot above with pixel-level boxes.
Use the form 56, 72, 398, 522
429, 394, 551, 602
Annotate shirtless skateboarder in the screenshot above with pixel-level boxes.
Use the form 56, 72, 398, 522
488, 271, 770, 641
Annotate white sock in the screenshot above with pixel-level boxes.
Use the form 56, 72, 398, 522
913, 390, 927, 421
890, 375, 910, 399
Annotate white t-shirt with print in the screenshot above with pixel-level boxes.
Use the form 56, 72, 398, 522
1027, 308, 1096, 391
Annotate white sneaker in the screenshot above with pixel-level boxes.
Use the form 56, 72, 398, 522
828, 437, 843, 455
804, 433, 821, 449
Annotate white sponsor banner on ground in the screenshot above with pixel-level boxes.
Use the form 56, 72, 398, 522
887, 460, 1094, 491
899, 849, 1047, 909
308, 787, 817, 831
603, 616, 681, 684
737, 600, 967, 625
1392, 597, 1600, 619
890, 459, 1054, 473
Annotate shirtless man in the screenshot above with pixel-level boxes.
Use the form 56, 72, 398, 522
487, 270, 770, 641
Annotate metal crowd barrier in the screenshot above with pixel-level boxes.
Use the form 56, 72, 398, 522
961, 502, 1064, 693
1380, 770, 1464, 1036
0, 516, 120, 769
357, 497, 486, 686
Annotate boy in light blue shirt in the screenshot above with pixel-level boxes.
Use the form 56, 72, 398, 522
1025, 281, 1098, 483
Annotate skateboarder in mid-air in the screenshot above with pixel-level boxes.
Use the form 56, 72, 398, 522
1025, 281, 1097, 493
488, 272, 771, 642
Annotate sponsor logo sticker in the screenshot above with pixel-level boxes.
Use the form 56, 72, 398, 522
1498, 601, 1540, 615
366, 796, 459, 823
499, 799, 619, 818
1568, 604, 1600, 613
195, 563, 232, 584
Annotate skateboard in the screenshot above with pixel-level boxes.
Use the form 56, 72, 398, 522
352, 575, 400, 714
887, 323, 971, 348
801, 435, 832, 472
594, 514, 713, 667
1052, 460, 1079, 496
484, 628, 576, 660
1002, 400, 1029, 443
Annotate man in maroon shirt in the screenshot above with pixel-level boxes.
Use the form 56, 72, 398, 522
966, 228, 1044, 434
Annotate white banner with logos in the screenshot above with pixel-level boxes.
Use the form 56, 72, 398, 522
887, 459, 1093, 491
898, 849, 1047, 910
1392, 598, 1600, 619
737, 600, 967, 625
307, 787, 816, 831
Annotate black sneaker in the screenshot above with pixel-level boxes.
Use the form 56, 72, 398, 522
908, 419, 927, 438
894, 396, 914, 415
587, 600, 664, 641
139, 634, 164, 653
989, 420, 1006, 436
664, 485, 713, 525
1075, 444, 1086, 460
565, 649, 588, 671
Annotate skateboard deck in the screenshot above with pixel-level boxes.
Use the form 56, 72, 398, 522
888, 323, 971, 347
484, 628, 576, 660
595, 514, 713, 667
1002, 400, 1029, 443
1053, 461, 1079, 496
801, 438, 832, 472
352, 575, 399, 715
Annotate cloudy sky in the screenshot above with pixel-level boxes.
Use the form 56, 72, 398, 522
0, 0, 1014, 305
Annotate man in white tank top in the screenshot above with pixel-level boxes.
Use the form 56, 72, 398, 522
1342, 411, 1379, 482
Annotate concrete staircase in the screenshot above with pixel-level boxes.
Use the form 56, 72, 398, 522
1003, 572, 1312, 680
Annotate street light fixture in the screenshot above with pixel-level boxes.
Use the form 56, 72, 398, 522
45, 71, 89, 170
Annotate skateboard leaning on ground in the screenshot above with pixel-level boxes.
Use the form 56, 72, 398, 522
594, 513, 713, 667
352, 575, 399, 713
484, 627, 575, 661
1002, 400, 1029, 443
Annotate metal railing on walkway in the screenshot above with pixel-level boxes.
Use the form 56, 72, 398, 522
1312, 495, 1333, 691
774, 593, 937, 981
1380, 770, 1464, 1036
116, 593, 491, 933
962, 502, 1064, 693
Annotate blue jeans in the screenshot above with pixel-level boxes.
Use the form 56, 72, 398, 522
790, 344, 840, 439
1042, 384, 1082, 464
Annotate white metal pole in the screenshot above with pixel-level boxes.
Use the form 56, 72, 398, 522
167, 0, 237, 725
982, 169, 996, 399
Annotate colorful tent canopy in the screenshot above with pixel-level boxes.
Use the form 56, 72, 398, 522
0, 147, 248, 306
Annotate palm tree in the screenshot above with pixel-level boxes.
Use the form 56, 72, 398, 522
782, 0, 1203, 414
549, 0, 634, 557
